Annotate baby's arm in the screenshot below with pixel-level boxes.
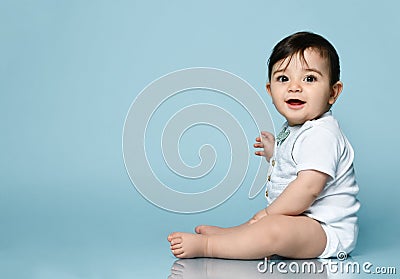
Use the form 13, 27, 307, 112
254, 131, 275, 162
266, 170, 328, 216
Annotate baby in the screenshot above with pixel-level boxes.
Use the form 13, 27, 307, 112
168, 31, 360, 259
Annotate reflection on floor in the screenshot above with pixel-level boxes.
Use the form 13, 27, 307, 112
167, 256, 367, 279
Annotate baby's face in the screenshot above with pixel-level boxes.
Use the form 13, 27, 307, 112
266, 48, 342, 126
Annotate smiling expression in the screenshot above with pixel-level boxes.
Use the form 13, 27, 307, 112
266, 48, 343, 126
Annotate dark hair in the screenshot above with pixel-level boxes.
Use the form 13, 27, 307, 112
267, 32, 340, 85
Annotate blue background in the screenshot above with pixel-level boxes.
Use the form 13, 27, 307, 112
1, 0, 399, 277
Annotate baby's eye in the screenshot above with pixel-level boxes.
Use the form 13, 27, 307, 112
277, 75, 289, 82
304, 75, 317, 82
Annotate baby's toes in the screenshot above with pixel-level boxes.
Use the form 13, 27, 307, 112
168, 232, 181, 242
170, 237, 183, 246
171, 244, 185, 256
172, 247, 185, 257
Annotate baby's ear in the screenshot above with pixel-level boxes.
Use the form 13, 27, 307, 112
266, 82, 272, 97
329, 81, 343, 105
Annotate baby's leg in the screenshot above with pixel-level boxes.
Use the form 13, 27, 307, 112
195, 222, 249, 235
196, 211, 265, 235
169, 215, 326, 259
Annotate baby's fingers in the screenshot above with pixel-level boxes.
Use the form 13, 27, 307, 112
254, 151, 266, 157
261, 131, 275, 140
254, 142, 264, 148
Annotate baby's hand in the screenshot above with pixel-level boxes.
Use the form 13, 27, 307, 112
254, 131, 275, 162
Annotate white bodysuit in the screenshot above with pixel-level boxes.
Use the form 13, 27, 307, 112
266, 111, 360, 258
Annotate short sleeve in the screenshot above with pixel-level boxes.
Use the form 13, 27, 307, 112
292, 127, 340, 179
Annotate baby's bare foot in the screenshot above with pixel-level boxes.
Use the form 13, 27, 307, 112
168, 232, 209, 258
195, 225, 227, 235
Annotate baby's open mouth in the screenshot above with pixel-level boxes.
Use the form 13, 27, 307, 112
286, 99, 305, 105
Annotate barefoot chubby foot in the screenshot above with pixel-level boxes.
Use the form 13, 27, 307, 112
168, 232, 210, 258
